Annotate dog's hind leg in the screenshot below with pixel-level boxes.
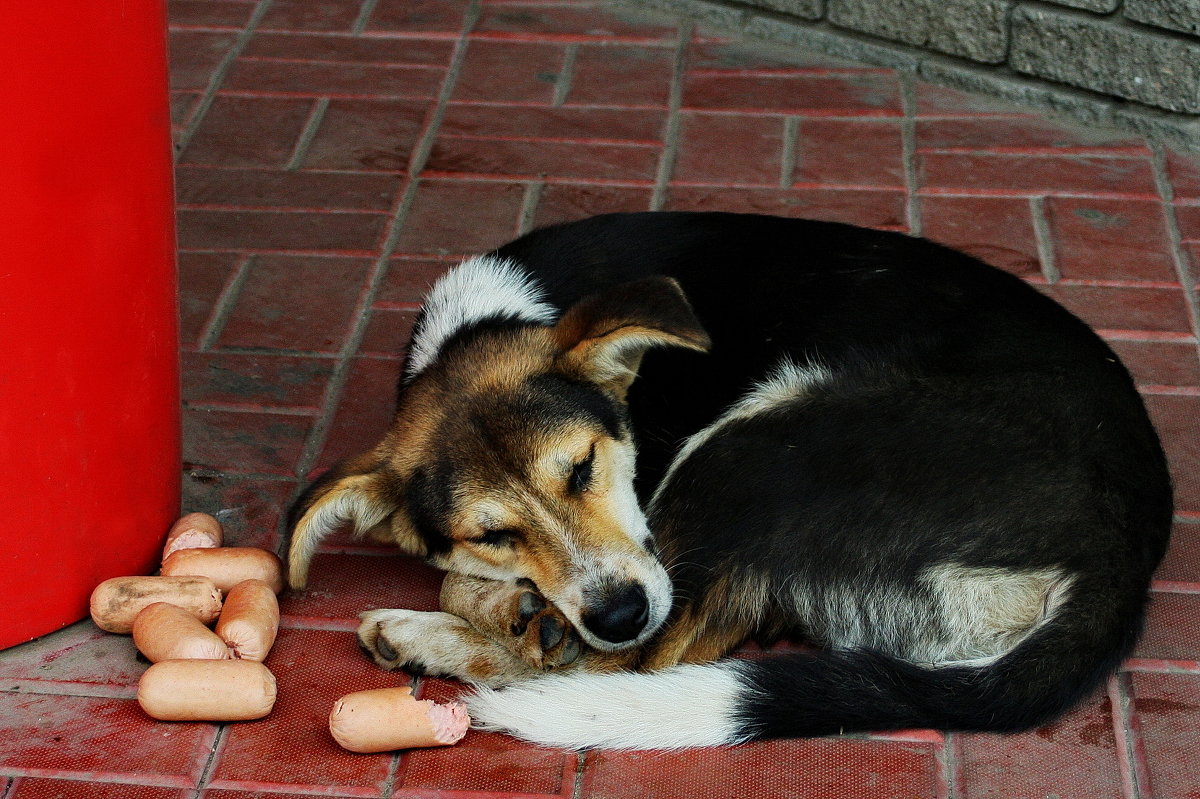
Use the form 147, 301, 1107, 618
437, 572, 587, 673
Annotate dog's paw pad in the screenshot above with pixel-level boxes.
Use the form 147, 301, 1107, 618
537, 614, 565, 651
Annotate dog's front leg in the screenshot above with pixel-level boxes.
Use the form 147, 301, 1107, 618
357, 608, 542, 687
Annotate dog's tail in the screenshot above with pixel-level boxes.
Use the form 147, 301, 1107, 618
465, 573, 1148, 749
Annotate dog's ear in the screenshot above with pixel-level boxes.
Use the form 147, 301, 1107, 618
554, 276, 711, 398
286, 452, 419, 590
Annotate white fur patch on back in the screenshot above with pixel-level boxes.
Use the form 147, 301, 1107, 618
651, 358, 831, 509
405, 255, 557, 381
466, 662, 752, 749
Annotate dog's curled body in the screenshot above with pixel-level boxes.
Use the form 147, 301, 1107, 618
289, 212, 1172, 749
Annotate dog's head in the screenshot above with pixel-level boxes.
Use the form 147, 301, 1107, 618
287, 262, 709, 651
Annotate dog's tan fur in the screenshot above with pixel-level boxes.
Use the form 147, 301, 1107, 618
289, 277, 710, 677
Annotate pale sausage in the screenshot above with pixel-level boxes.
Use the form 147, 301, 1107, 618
138, 659, 277, 721
90, 576, 223, 634
329, 686, 470, 752
215, 580, 280, 662
132, 602, 230, 662
162, 512, 223, 561
160, 547, 284, 594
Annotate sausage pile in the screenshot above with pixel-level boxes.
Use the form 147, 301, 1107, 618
87, 512, 470, 750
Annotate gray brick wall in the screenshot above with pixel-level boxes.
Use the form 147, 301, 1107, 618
1011, 6, 1200, 113
643, 0, 1200, 147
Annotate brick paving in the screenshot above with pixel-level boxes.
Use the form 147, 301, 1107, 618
2, 1, 1199, 798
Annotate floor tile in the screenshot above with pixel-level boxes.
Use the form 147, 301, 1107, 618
439, 103, 664, 143
0, 622, 144, 690
180, 473, 297, 551
223, 59, 444, 99
257, 0, 364, 33
1130, 672, 1200, 799
313, 357, 404, 471
1044, 197, 1179, 282
241, 32, 454, 66
918, 152, 1157, 197
363, 0, 472, 34
215, 255, 371, 353
452, 40, 566, 104
281, 553, 443, 621
1103, 337, 1200, 388
183, 352, 335, 413
914, 116, 1148, 153
566, 44, 674, 107
208, 628, 402, 793
475, 4, 676, 41
302, 99, 430, 172
1036, 283, 1193, 334
792, 118, 906, 189
392, 179, 526, 255
674, 112, 786, 185
169, 30, 239, 91
177, 209, 388, 254
664, 186, 906, 229
682, 72, 902, 115
956, 694, 1123, 799
581, 736, 938, 799
376, 258, 453, 306
0, 693, 210, 782
179, 96, 315, 168
1143, 394, 1200, 513
427, 135, 660, 181
176, 167, 402, 211
178, 252, 244, 349
1156, 520, 1200, 583
1134, 591, 1200, 661
532, 183, 653, 227
398, 678, 574, 795
182, 408, 311, 477
10, 779, 190, 799
169, 0, 257, 31
919, 195, 1041, 278
358, 308, 418, 358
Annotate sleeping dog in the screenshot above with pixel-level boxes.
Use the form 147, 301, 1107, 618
286, 211, 1172, 749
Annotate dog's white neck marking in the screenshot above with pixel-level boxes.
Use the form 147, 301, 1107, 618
405, 255, 557, 381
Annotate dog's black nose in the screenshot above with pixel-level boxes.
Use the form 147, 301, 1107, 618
581, 582, 649, 644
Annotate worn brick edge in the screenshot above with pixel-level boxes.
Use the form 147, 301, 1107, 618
624, 0, 1200, 153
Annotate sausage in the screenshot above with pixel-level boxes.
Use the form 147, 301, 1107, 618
90, 576, 223, 634
138, 659, 277, 721
132, 602, 231, 662
329, 686, 470, 752
215, 580, 280, 662
162, 512, 224, 562
160, 547, 284, 594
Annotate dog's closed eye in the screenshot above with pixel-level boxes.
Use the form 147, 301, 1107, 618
568, 447, 596, 494
471, 528, 520, 547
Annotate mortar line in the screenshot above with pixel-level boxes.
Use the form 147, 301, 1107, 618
286, 97, 330, 171
194, 725, 232, 794
289, 0, 482, 496
899, 70, 921, 236
1150, 142, 1200, 353
351, 0, 381, 35
175, 0, 275, 158
1, 777, 17, 799
1109, 671, 1153, 799
569, 751, 586, 799
518, 180, 546, 236
650, 16, 692, 211
554, 44, 579, 107
779, 116, 800, 190
1030, 196, 1060, 284
199, 254, 257, 351
937, 731, 961, 799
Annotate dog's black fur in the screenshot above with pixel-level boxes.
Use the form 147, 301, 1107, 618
490, 212, 1171, 738
294, 211, 1172, 745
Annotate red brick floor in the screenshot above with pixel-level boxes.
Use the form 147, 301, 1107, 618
4, 1, 1200, 797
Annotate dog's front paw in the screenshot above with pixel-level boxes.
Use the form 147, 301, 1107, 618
356, 608, 541, 686
508, 586, 583, 671
357, 609, 455, 675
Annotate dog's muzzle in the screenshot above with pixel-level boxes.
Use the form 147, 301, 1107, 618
580, 581, 650, 645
